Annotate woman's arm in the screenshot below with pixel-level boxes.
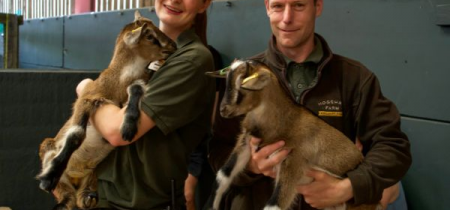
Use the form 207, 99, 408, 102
76, 78, 156, 146
91, 104, 155, 146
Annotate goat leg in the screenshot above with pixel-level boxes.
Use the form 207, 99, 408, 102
76, 170, 98, 209
121, 80, 147, 141
37, 98, 93, 192
52, 174, 77, 210
212, 133, 252, 210
264, 156, 309, 210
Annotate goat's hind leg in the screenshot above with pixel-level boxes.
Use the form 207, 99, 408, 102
76, 170, 99, 209
52, 175, 77, 210
264, 159, 308, 210
121, 80, 147, 141
37, 99, 96, 192
212, 134, 252, 210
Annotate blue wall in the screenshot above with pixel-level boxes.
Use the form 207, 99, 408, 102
12, 0, 450, 209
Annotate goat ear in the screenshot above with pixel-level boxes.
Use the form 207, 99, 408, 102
205, 66, 229, 78
240, 71, 270, 91
123, 23, 147, 46
134, 10, 142, 22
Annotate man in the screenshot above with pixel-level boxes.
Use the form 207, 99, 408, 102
208, 0, 411, 209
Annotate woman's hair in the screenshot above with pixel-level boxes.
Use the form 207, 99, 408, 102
193, 1, 209, 46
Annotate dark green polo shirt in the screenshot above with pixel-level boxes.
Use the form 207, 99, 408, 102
285, 37, 323, 102
95, 28, 215, 210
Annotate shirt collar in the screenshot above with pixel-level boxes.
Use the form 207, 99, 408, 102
175, 27, 198, 48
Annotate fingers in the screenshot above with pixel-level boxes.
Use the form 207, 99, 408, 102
248, 137, 290, 178
305, 169, 326, 181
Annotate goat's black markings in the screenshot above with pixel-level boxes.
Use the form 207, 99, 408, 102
266, 183, 281, 206
235, 91, 244, 105
225, 68, 234, 103
121, 83, 145, 141
40, 112, 90, 192
221, 152, 238, 177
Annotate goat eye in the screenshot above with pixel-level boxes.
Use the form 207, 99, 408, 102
147, 35, 161, 46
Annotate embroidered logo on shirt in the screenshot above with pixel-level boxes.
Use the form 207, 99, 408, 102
317, 100, 342, 117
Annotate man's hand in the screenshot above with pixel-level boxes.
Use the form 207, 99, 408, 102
247, 137, 290, 178
296, 169, 353, 209
380, 183, 400, 210
184, 173, 198, 210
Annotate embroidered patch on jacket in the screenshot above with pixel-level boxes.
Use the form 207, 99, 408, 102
317, 100, 342, 117
318, 111, 343, 117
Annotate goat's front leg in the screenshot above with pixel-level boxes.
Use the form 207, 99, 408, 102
211, 132, 252, 210
121, 80, 147, 141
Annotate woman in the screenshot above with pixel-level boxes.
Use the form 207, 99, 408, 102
77, 0, 214, 209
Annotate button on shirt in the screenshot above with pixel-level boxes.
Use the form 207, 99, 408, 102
285, 37, 324, 103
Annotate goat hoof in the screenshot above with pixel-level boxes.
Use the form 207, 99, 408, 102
52, 203, 69, 210
81, 191, 98, 208
39, 176, 58, 192
121, 123, 137, 142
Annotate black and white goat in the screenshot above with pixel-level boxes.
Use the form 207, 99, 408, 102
206, 60, 381, 210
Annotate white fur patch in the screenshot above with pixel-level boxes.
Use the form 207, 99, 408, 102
119, 57, 147, 83
55, 125, 84, 149
230, 60, 245, 70
50, 125, 84, 168
264, 205, 281, 210
213, 170, 231, 209
216, 170, 230, 186
214, 148, 252, 209
126, 79, 147, 105
311, 166, 342, 179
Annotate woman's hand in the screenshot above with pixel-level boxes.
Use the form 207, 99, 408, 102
76, 78, 94, 97
247, 137, 290, 178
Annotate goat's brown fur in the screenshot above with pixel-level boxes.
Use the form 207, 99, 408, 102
37, 11, 177, 210
208, 60, 381, 210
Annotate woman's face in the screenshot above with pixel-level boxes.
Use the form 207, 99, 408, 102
156, 0, 209, 31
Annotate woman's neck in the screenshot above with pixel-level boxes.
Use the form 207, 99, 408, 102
159, 22, 191, 42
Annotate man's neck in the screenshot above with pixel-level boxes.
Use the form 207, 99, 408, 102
277, 38, 315, 64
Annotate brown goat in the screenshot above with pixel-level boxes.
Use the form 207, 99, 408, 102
37, 11, 177, 210
206, 60, 381, 210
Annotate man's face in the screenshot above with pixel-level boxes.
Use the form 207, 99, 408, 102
265, 0, 323, 50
